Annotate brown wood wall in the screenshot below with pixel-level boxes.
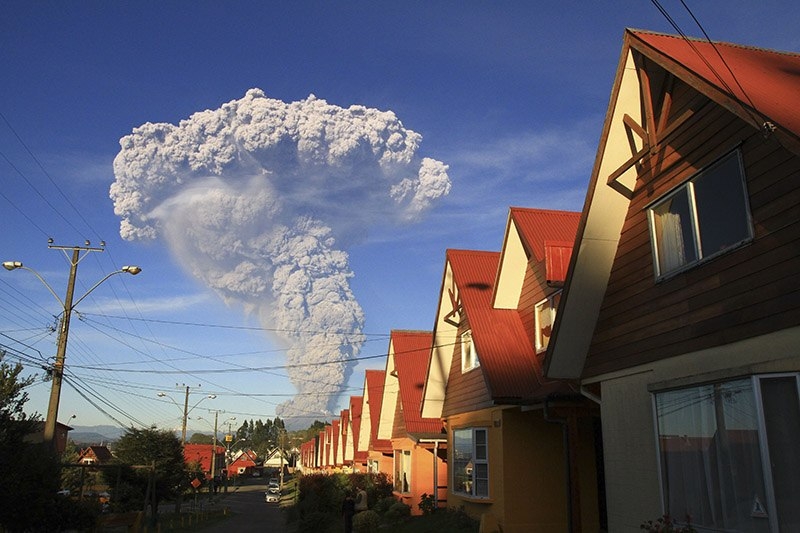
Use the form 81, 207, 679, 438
442, 315, 493, 418
519, 260, 550, 349
584, 74, 800, 378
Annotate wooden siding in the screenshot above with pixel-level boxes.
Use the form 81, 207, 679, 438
584, 72, 800, 377
442, 316, 493, 417
518, 258, 552, 349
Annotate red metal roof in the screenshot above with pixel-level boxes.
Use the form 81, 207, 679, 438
365, 369, 392, 452
630, 29, 800, 138
348, 395, 367, 462
449, 249, 570, 401
391, 330, 445, 436
510, 208, 580, 264
183, 444, 225, 473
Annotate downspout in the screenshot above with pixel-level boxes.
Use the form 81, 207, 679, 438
433, 441, 439, 509
544, 397, 574, 533
419, 438, 447, 510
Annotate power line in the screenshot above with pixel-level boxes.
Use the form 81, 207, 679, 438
81, 312, 391, 337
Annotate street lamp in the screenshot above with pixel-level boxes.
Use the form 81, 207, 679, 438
3, 242, 141, 448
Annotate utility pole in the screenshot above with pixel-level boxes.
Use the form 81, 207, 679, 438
3, 241, 141, 448
45, 247, 79, 446
210, 410, 218, 496
279, 429, 285, 488
182, 385, 190, 445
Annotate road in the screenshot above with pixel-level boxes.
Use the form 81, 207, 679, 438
194, 477, 294, 533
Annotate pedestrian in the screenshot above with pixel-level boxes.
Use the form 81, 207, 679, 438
354, 485, 368, 513
342, 494, 355, 533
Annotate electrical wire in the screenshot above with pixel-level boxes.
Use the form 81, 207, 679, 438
648, 0, 764, 129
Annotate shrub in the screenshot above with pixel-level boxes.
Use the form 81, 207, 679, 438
353, 510, 381, 533
441, 507, 480, 532
640, 514, 697, 533
384, 501, 411, 522
418, 492, 436, 515
373, 496, 397, 515
298, 510, 336, 533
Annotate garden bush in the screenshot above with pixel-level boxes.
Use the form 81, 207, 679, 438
418, 492, 436, 515
291, 472, 394, 531
353, 509, 381, 533
384, 501, 411, 522
372, 496, 398, 515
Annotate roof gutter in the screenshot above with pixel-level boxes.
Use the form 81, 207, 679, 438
580, 385, 601, 405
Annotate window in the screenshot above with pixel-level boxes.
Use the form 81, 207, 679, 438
461, 330, 480, 372
535, 291, 562, 352
368, 459, 380, 474
394, 450, 411, 493
648, 150, 752, 278
654, 375, 800, 532
453, 428, 489, 498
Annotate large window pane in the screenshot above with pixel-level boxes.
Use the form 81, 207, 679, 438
453, 428, 489, 498
453, 429, 473, 495
760, 377, 800, 530
649, 149, 752, 278
655, 380, 769, 532
693, 153, 751, 257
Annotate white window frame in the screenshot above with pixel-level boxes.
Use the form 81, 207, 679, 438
460, 330, 480, 373
534, 290, 561, 353
653, 373, 800, 532
647, 149, 753, 280
394, 449, 411, 494
452, 427, 489, 498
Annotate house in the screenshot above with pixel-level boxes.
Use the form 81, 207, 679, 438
262, 446, 291, 473
338, 408, 351, 470
78, 445, 113, 465
420, 208, 602, 533
324, 423, 335, 470
376, 330, 447, 514
183, 443, 225, 479
358, 369, 393, 475
227, 449, 258, 477
545, 29, 800, 532
24, 420, 73, 454
299, 438, 317, 472
331, 419, 341, 469
346, 396, 368, 471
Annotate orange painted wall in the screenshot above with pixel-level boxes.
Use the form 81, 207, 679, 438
446, 406, 598, 533
391, 438, 448, 515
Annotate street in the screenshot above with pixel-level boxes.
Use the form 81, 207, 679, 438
195, 478, 293, 533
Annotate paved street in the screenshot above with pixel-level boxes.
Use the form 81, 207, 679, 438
194, 478, 293, 533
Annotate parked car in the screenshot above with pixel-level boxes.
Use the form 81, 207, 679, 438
265, 482, 280, 503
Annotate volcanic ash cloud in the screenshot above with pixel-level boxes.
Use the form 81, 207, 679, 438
110, 89, 451, 423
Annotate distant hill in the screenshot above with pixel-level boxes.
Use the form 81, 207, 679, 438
68, 425, 211, 446
69, 425, 125, 445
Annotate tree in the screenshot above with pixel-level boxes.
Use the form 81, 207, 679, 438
236, 420, 249, 442
188, 432, 213, 444
0, 358, 94, 531
108, 427, 186, 515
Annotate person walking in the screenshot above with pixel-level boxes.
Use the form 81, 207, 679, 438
354, 485, 368, 513
341, 494, 355, 533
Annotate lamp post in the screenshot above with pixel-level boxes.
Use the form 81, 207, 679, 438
194, 412, 222, 497
3, 241, 141, 448
157, 386, 215, 445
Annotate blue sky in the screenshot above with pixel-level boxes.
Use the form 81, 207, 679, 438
1, 1, 798, 434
